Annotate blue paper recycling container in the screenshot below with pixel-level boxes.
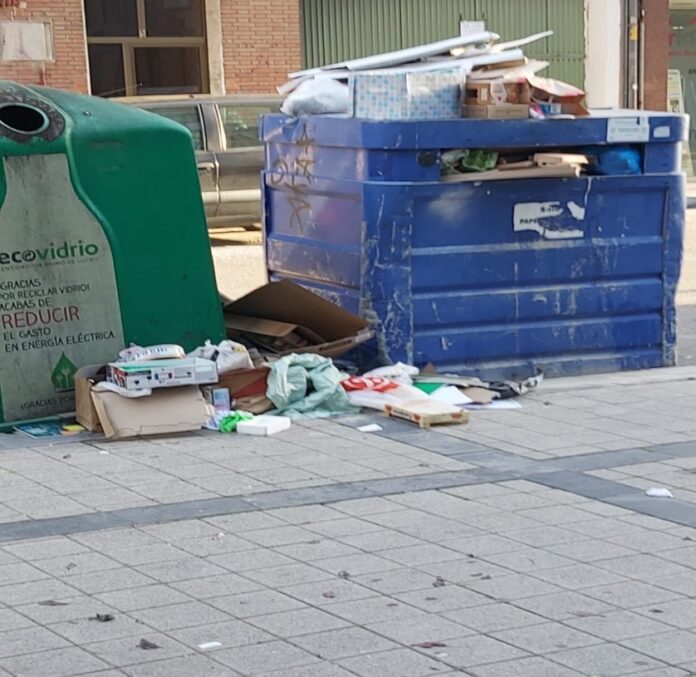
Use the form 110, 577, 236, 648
261, 112, 687, 378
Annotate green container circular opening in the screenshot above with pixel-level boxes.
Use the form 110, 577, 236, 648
0, 103, 49, 135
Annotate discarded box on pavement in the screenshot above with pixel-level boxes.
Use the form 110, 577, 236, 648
217, 367, 272, 414
224, 280, 372, 359
464, 104, 530, 119
74, 365, 107, 432
237, 415, 291, 437
108, 358, 218, 391
92, 387, 209, 440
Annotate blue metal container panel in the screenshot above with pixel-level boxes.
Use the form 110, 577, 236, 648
263, 112, 686, 378
262, 113, 687, 153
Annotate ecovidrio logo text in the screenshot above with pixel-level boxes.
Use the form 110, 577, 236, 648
0, 241, 100, 265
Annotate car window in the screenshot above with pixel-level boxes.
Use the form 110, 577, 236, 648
218, 104, 278, 149
144, 105, 205, 150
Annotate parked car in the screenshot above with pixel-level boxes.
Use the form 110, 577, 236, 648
117, 94, 282, 229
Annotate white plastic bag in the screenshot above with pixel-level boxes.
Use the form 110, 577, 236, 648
188, 340, 253, 373
281, 78, 350, 116
363, 362, 419, 385
118, 344, 185, 363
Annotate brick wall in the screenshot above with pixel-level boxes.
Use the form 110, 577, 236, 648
0, 1, 88, 93
643, 0, 669, 111
221, 0, 301, 93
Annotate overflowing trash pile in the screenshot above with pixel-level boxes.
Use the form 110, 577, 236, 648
279, 27, 588, 122
65, 281, 542, 441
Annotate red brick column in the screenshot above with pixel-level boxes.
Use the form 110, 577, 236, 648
221, 0, 302, 93
0, 1, 88, 93
643, 0, 669, 111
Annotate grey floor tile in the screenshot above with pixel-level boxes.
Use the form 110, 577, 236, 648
84, 633, 190, 668
636, 598, 696, 629
551, 643, 668, 676
241, 526, 320, 547
583, 581, 684, 608
444, 602, 547, 633
65, 568, 155, 595
94, 584, 193, 612
129, 601, 231, 631
566, 609, 677, 641
242, 562, 334, 588
135, 558, 228, 583
166, 618, 273, 651
352, 567, 442, 595
280, 578, 375, 607
513, 591, 618, 621
622, 629, 696, 664
207, 548, 296, 573
379, 543, 464, 566
313, 552, 403, 576
31, 552, 122, 578
395, 586, 490, 613
366, 615, 473, 644
248, 606, 349, 637
273, 539, 362, 561
255, 663, 357, 677
49, 615, 147, 644
531, 563, 627, 590
464, 572, 564, 600
326, 595, 428, 624
169, 573, 260, 599
0, 578, 80, 606
546, 539, 637, 563
434, 634, 529, 668
122, 654, 240, 677
290, 626, 397, 659
491, 621, 602, 654
468, 656, 584, 677
1, 646, 109, 677
208, 589, 305, 618
0, 625, 69, 658
339, 647, 452, 676
481, 548, 575, 573
214, 639, 319, 674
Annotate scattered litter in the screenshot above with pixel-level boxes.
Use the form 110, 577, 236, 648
138, 639, 161, 650
197, 641, 222, 651
645, 488, 674, 499
204, 410, 254, 433
363, 362, 419, 385
89, 614, 115, 623
322, 591, 337, 599
189, 339, 253, 373
118, 344, 185, 363
357, 424, 383, 433
92, 380, 152, 398
429, 386, 473, 406
386, 400, 469, 429
39, 600, 68, 607
108, 357, 218, 391
212, 533, 225, 541
649, 608, 664, 614
463, 400, 522, 411
337, 570, 351, 579
281, 77, 351, 116
433, 576, 446, 588
62, 454, 72, 459
267, 353, 357, 419
237, 415, 292, 437
413, 641, 447, 649
66, 562, 77, 571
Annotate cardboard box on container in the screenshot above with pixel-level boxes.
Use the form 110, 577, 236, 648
350, 68, 462, 120
223, 280, 373, 359
464, 79, 530, 105
464, 104, 530, 119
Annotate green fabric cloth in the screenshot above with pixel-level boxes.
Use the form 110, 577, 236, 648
267, 353, 357, 419
219, 411, 254, 433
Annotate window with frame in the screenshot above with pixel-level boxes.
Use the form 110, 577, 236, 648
85, 0, 208, 98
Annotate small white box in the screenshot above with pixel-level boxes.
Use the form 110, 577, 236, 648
236, 415, 291, 437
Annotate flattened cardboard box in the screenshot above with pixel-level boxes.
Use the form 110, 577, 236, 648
74, 364, 106, 432
91, 386, 209, 440
224, 280, 373, 359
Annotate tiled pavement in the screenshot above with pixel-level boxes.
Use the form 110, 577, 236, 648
3, 369, 696, 675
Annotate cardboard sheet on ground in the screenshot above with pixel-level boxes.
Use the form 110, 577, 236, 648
430, 385, 473, 406
91, 386, 209, 439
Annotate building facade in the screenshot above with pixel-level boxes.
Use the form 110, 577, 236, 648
0, 0, 672, 112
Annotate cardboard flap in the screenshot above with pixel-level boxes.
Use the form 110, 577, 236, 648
225, 314, 299, 339
224, 280, 368, 342
91, 386, 208, 439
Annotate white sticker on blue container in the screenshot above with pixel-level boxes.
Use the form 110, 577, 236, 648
653, 125, 671, 139
607, 116, 650, 143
